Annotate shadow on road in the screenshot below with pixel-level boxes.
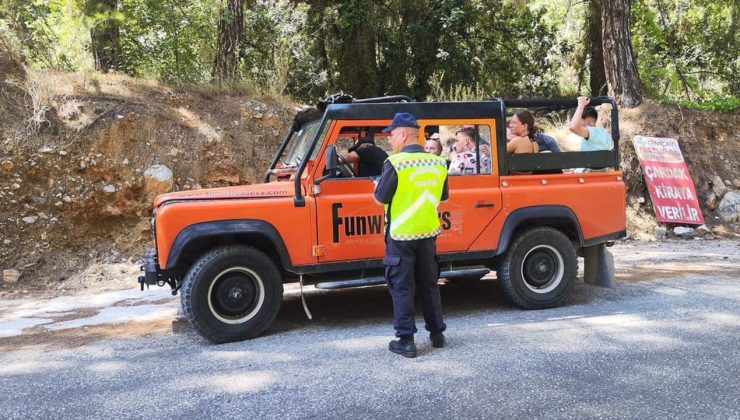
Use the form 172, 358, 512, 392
270, 278, 514, 335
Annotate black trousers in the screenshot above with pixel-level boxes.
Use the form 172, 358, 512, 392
384, 236, 446, 337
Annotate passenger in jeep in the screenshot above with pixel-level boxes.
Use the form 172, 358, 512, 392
448, 127, 490, 175
339, 136, 388, 177
569, 96, 613, 152
507, 111, 540, 155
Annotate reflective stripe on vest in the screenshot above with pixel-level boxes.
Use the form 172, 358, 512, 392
385, 152, 447, 241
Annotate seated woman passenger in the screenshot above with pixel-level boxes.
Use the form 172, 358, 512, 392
424, 134, 443, 156
507, 111, 540, 155
448, 127, 491, 175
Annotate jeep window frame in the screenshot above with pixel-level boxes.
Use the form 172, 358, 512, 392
502, 97, 621, 173
288, 97, 621, 206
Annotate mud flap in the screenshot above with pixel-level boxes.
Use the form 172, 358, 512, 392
583, 243, 616, 288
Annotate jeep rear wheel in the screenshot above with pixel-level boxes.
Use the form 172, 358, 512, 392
181, 245, 283, 343
497, 227, 577, 309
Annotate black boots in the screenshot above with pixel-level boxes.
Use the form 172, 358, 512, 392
389, 333, 446, 357
389, 336, 417, 358
430, 332, 445, 348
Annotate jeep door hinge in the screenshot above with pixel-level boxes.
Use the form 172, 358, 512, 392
312, 245, 326, 257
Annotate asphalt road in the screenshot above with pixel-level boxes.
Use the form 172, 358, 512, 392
1, 241, 739, 419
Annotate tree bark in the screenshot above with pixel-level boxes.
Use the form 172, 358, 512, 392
212, 0, 245, 83
602, 0, 643, 107
334, 1, 381, 98
87, 0, 122, 72
588, 0, 607, 96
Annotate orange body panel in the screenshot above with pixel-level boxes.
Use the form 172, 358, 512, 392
152, 114, 625, 273
154, 183, 313, 268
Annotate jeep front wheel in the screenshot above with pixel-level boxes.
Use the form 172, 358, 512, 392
181, 245, 283, 343
497, 227, 577, 309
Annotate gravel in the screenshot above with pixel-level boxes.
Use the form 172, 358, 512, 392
0, 240, 739, 419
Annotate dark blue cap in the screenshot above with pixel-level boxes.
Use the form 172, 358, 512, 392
382, 112, 419, 133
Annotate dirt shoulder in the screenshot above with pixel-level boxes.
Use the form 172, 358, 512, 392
1, 62, 739, 289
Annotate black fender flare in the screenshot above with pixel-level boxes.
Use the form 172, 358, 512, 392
494, 206, 584, 256
165, 220, 292, 272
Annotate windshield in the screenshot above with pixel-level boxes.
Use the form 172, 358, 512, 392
281, 121, 321, 167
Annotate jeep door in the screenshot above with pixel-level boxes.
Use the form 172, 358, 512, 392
422, 119, 503, 254
312, 120, 388, 263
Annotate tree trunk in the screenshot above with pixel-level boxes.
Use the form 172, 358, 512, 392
87, 0, 122, 72
588, 0, 607, 96
602, 0, 643, 107
334, 1, 381, 98
212, 0, 245, 83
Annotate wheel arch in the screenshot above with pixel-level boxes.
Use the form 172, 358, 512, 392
165, 220, 292, 277
495, 206, 584, 257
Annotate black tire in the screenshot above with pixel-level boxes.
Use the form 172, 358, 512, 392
497, 227, 577, 309
181, 245, 283, 343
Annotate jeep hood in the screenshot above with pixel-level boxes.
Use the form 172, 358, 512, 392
153, 182, 298, 207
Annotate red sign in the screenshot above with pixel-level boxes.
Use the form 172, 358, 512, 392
632, 136, 704, 225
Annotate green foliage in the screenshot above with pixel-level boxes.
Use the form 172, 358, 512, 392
632, 0, 738, 102
1, 0, 736, 105
670, 97, 740, 112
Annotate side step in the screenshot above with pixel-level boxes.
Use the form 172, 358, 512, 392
314, 268, 491, 290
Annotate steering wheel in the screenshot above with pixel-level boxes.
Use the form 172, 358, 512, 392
336, 153, 357, 178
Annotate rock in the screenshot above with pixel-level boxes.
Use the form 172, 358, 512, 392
3, 239, 10, 245
38, 146, 54, 154
102, 184, 116, 194
253, 113, 264, 119
59, 150, 68, 156
1, 158, 13, 172
168, 147, 179, 157
734, 179, 740, 189
22, 216, 38, 224
62, 195, 72, 203
673, 226, 695, 236
717, 191, 740, 223
144, 164, 173, 195
31, 196, 46, 205
706, 192, 718, 210
11, 183, 20, 189
3, 269, 21, 283
708, 174, 727, 198
724, 179, 732, 186
696, 224, 711, 233
655, 226, 667, 238
122, 158, 129, 165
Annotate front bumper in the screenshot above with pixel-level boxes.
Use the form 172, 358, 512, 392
138, 248, 172, 291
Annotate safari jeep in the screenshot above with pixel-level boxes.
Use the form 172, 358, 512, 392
138, 94, 626, 343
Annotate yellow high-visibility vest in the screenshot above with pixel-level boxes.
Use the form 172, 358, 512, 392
385, 152, 448, 241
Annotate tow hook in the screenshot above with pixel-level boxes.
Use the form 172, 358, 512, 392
138, 266, 149, 291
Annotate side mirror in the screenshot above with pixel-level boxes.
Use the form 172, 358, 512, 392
326, 145, 338, 173
314, 145, 338, 193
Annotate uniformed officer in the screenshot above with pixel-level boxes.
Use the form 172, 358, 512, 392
374, 112, 449, 358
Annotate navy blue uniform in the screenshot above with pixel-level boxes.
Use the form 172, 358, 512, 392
375, 144, 449, 337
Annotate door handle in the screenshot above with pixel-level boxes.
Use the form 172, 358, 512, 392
475, 202, 495, 208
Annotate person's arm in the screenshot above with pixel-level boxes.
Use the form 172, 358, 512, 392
440, 176, 449, 203
569, 96, 590, 139
374, 161, 396, 205
507, 137, 523, 153
339, 150, 361, 164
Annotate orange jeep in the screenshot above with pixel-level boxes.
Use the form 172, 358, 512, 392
138, 94, 626, 343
